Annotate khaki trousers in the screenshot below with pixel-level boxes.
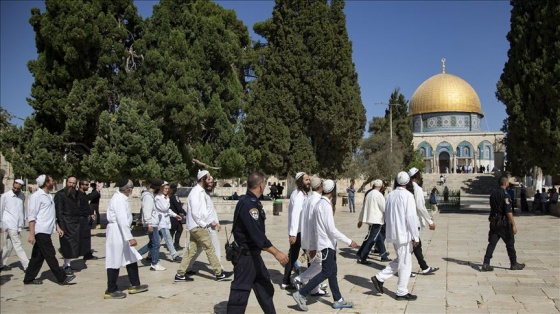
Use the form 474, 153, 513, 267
177, 227, 222, 276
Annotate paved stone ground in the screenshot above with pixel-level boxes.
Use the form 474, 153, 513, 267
1, 194, 559, 313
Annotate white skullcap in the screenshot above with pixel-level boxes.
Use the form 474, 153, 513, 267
162, 181, 169, 186
36, 174, 46, 187
295, 172, 306, 181
372, 179, 383, 187
408, 167, 419, 177
396, 172, 410, 186
197, 170, 209, 180
14, 179, 24, 185
310, 176, 322, 189
322, 179, 335, 193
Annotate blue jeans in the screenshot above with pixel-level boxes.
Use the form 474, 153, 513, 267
137, 226, 160, 265
356, 224, 387, 261
348, 196, 355, 212
300, 248, 341, 301
160, 228, 178, 258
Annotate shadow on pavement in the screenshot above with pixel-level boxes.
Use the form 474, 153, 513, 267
0, 273, 13, 285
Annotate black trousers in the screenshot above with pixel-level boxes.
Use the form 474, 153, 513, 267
282, 232, 301, 285
412, 237, 429, 271
23, 233, 66, 283
89, 203, 100, 225
170, 219, 183, 246
483, 227, 517, 265
227, 254, 275, 314
106, 262, 141, 293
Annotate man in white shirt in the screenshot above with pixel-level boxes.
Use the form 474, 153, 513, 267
175, 170, 230, 282
1, 179, 29, 271
295, 176, 327, 296
371, 172, 419, 301
282, 171, 310, 290
356, 179, 391, 264
23, 174, 75, 285
408, 167, 439, 275
137, 178, 166, 271
292, 180, 358, 311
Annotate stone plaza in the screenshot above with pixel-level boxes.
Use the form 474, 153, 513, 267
0, 193, 559, 313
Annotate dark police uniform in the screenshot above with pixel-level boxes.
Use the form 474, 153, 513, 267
483, 188, 518, 265
227, 191, 276, 314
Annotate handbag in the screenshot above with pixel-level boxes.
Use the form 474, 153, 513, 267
224, 207, 242, 264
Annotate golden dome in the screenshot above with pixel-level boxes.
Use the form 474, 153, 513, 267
409, 72, 483, 116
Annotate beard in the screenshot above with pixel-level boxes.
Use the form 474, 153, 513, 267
64, 186, 77, 198
303, 184, 311, 193
203, 181, 213, 192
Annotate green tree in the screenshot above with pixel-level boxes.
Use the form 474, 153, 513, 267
246, 0, 365, 177
496, 0, 560, 175
4, 0, 144, 179
136, 0, 250, 178
81, 98, 188, 181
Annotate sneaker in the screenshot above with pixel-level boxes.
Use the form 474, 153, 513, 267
294, 277, 303, 291
63, 266, 74, 276
292, 291, 308, 312
128, 284, 148, 294
421, 266, 439, 275
310, 289, 329, 297
23, 278, 43, 285
371, 276, 384, 294
172, 256, 182, 263
480, 264, 494, 272
356, 259, 371, 265
332, 298, 354, 309
104, 291, 127, 299
510, 263, 526, 270
281, 283, 297, 290
216, 271, 232, 281
150, 263, 166, 271
59, 275, 76, 285
395, 293, 418, 301
319, 283, 328, 291
174, 274, 194, 282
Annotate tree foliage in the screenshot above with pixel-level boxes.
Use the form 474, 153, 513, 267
496, 0, 560, 175
245, 0, 365, 177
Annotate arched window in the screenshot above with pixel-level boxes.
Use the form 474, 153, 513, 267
464, 147, 470, 157
419, 148, 426, 157
485, 146, 491, 160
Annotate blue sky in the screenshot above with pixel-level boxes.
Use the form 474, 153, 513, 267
1, 0, 511, 132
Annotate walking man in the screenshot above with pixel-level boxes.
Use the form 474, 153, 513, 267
88, 182, 101, 228
104, 179, 148, 299
1, 179, 30, 271
169, 183, 186, 250
408, 168, 439, 275
481, 176, 525, 271
282, 172, 310, 290
356, 179, 391, 264
23, 174, 75, 285
370, 172, 419, 300
292, 180, 358, 311
78, 180, 98, 260
137, 178, 166, 271
227, 171, 289, 313
175, 170, 229, 282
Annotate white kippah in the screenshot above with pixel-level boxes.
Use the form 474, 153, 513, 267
15, 179, 24, 185
372, 179, 383, 187
408, 167, 419, 177
396, 172, 410, 186
295, 172, 306, 181
36, 174, 46, 187
322, 179, 335, 193
197, 170, 209, 180
310, 176, 322, 189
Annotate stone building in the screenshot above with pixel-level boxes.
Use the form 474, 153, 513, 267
410, 60, 504, 174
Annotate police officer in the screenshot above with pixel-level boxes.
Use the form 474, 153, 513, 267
227, 172, 289, 314
481, 176, 525, 272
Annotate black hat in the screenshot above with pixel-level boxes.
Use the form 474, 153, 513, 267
150, 178, 164, 189
116, 179, 129, 188
170, 183, 178, 189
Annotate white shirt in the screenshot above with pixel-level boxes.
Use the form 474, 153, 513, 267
155, 194, 176, 229
186, 184, 213, 231
412, 182, 433, 228
1, 190, 25, 231
105, 191, 141, 269
28, 188, 56, 235
141, 190, 157, 227
206, 194, 219, 225
358, 188, 385, 225
288, 189, 306, 236
315, 196, 352, 251
384, 187, 420, 245
300, 191, 321, 251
